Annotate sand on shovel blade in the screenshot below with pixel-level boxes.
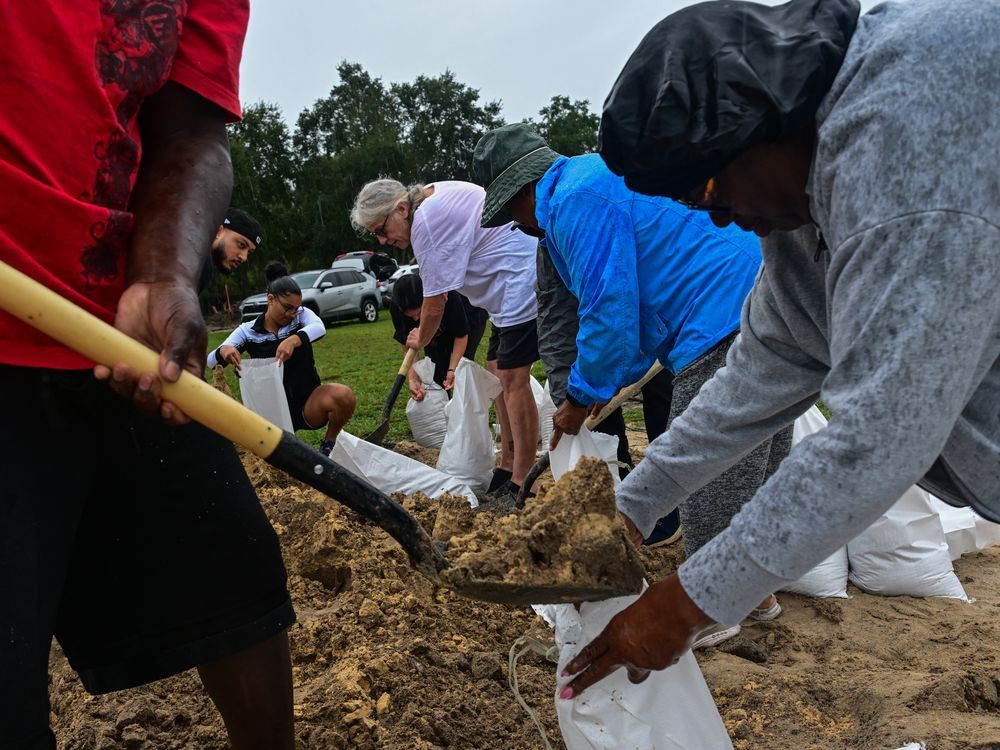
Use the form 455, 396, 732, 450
433, 456, 645, 604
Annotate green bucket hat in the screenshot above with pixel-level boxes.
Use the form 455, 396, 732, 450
473, 123, 559, 228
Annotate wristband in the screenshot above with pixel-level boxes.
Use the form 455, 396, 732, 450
447, 368, 456, 372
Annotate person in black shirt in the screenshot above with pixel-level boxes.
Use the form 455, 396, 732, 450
390, 272, 487, 400
209, 262, 356, 455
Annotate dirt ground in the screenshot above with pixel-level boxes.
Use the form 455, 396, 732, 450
48, 431, 1000, 749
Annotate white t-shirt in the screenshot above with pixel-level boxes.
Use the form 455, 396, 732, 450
410, 181, 538, 328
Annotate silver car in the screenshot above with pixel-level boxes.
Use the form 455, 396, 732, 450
239, 268, 381, 325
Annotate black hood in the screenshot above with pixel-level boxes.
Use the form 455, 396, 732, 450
598, 0, 860, 198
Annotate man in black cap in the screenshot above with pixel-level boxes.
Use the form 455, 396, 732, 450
561, 0, 999, 702
212, 207, 263, 274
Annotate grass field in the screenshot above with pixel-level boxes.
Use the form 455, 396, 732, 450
207, 315, 549, 450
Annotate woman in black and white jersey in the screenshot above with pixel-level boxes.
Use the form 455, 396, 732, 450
209, 262, 356, 455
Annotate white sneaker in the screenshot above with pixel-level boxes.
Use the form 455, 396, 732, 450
692, 622, 741, 649
747, 597, 782, 622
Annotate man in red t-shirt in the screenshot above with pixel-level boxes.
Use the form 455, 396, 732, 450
0, 3, 294, 749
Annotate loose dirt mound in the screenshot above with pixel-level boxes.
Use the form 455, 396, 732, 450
48, 440, 1000, 749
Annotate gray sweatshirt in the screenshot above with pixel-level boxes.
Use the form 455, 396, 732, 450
617, 0, 1000, 626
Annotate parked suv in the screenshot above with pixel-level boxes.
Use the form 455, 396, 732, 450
239, 268, 381, 325
331, 251, 398, 281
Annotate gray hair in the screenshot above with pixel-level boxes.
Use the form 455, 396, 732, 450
349, 178, 427, 233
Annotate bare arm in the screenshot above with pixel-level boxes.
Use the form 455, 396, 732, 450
95, 82, 232, 423
406, 293, 447, 349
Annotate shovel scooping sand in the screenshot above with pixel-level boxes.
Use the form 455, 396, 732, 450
0, 259, 643, 606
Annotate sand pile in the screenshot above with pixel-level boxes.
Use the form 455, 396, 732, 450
47, 437, 1000, 749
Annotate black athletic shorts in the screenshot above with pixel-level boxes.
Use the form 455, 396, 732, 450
0, 366, 294, 750
485, 319, 540, 370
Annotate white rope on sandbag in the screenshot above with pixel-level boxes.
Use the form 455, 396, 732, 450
508, 635, 560, 750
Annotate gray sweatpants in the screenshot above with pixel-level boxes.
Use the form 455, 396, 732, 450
672, 335, 794, 557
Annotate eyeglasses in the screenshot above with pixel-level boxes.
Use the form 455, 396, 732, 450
372, 211, 392, 238
675, 177, 731, 213
273, 298, 298, 314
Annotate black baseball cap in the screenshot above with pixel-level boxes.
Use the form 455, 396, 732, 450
223, 208, 264, 247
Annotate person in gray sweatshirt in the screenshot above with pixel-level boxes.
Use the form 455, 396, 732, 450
559, 0, 1000, 699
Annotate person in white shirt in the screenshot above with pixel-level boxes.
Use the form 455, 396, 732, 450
351, 179, 540, 499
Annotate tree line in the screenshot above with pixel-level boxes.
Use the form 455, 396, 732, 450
209, 61, 599, 306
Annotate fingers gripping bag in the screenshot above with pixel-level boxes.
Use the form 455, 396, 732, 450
533, 432, 731, 748
405, 357, 449, 449
535, 590, 732, 750
237, 358, 294, 432
436, 358, 502, 493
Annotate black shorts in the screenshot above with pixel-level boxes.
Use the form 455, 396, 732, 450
485, 319, 540, 370
0, 366, 294, 750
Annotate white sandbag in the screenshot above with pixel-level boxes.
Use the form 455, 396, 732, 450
238, 358, 294, 432
848, 485, 969, 601
436, 358, 502, 493
329, 430, 476, 505
405, 357, 448, 449
550, 427, 621, 488
539, 588, 733, 750
782, 547, 850, 599
928, 495, 1000, 559
781, 405, 850, 598
974, 513, 1000, 552
531, 376, 557, 450
928, 496, 980, 561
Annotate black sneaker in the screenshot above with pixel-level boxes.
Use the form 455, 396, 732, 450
487, 467, 513, 493
643, 509, 682, 547
479, 479, 533, 514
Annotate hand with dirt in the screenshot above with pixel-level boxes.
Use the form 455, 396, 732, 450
94, 280, 207, 426
408, 372, 426, 401
443, 369, 456, 391
218, 344, 242, 371
549, 399, 590, 449
559, 575, 713, 699
275, 335, 300, 364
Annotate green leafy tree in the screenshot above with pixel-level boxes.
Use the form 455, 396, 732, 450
393, 70, 504, 181
224, 102, 297, 298
293, 62, 400, 160
535, 95, 599, 156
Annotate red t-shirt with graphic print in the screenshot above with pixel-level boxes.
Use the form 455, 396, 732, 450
0, 0, 249, 369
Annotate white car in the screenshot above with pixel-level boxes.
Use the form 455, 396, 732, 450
381, 264, 419, 304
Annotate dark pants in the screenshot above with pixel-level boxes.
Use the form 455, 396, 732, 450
670, 338, 794, 556
0, 366, 293, 750
593, 368, 675, 475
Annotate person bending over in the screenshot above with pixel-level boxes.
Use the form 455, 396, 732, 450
350, 179, 540, 500
390, 272, 488, 400
210, 262, 356, 456
561, 0, 999, 699
474, 124, 785, 646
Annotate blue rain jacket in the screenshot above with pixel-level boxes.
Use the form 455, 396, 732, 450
535, 154, 762, 405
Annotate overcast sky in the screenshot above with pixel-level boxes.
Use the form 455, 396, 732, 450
240, 0, 881, 126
